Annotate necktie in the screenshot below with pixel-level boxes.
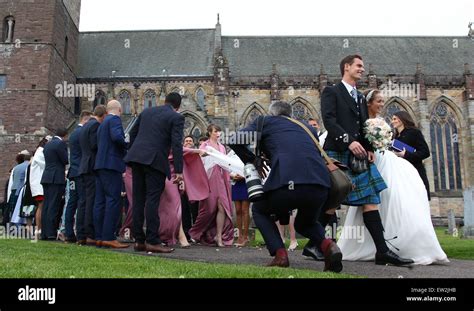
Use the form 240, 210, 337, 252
350, 88, 358, 103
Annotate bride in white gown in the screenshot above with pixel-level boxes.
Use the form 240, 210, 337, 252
337, 89, 448, 265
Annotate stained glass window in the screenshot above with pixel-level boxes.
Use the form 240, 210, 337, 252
430, 102, 462, 191
93, 90, 106, 108
144, 89, 156, 108
196, 88, 205, 111
183, 114, 205, 141
118, 90, 131, 114
291, 102, 310, 121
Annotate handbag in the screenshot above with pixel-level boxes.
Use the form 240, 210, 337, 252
284, 117, 353, 210
349, 153, 369, 174
20, 204, 36, 218
20, 164, 37, 218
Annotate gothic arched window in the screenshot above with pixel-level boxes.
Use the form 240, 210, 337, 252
196, 88, 206, 111
3, 16, 15, 43
245, 108, 263, 126
118, 90, 131, 114
430, 102, 462, 191
93, 90, 106, 108
183, 114, 205, 141
241, 103, 265, 127
144, 89, 157, 108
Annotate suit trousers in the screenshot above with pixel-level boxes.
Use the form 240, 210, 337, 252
41, 183, 65, 239
181, 193, 198, 239
65, 176, 86, 240
82, 173, 96, 239
131, 163, 166, 245
93, 169, 123, 241
252, 184, 329, 256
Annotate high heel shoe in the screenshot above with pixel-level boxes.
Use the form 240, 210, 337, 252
214, 236, 225, 247
288, 240, 298, 251
179, 240, 191, 249
235, 238, 250, 248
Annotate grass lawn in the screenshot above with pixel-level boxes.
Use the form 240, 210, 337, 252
0, 239, 352, 278
435, 227, 474, 260
0, 226, 470, 278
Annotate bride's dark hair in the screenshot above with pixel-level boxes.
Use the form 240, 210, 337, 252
393, 111, 417, 137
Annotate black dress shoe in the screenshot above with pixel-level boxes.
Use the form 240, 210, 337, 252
302, 246, 324, 261
64, 237, 77, 243
375, 250, 414, 266
323, 241, 343, 273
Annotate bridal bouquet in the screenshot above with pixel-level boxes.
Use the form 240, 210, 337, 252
364, 117, 393, 152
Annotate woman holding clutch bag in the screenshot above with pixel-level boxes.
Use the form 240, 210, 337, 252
391, 111, 431, 200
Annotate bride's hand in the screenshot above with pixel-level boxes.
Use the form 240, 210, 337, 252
368, 151, 375, 163
394, 148, 406, 158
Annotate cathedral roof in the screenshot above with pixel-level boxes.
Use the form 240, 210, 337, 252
222, 36, 474, 76
78, 29, 474, 78
78, 29, 216, 79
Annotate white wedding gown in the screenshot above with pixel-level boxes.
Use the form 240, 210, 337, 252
337, 150, 449, 265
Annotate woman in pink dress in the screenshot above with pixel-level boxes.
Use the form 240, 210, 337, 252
189, 124, 234, 247
121, 149, 210, 247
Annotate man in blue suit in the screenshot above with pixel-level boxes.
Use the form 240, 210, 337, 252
64, 111, 91, 243
40, 128, 69, 240
78, 105, 107, 245
93, 100, 128, 248
230, 101, 343, 272
125, 92, 184, 253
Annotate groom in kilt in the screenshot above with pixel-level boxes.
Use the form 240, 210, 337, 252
320, 54, 413, 266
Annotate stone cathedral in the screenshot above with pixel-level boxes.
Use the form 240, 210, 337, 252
1, 0, 473, 221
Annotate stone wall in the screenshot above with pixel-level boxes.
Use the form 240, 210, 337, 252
0, 0, 79, 202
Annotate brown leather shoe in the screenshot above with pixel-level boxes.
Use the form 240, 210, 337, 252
96, 240, 102, 247
101, 240, 129, 249
322, 240, 343, 273
86, 238, 96, 246
267, 248, 289, 268
77, 239, 87, 245
134, 243, 146, 252
145, 243, 174, 253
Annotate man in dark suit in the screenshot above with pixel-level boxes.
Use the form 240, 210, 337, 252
93, 100, 128, 248
230, 101, 342, 272
40, 128, 69, 240
320, 54, 413, 266
64, 111, 91, 243
125, 93, 184, 253
78, 105, 107, 245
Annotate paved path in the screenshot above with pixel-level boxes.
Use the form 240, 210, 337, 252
112, 244, 474, 278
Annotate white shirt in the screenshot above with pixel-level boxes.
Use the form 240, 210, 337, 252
341, 80, 357, 96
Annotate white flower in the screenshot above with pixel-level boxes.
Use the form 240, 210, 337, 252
364, 118, 392, 151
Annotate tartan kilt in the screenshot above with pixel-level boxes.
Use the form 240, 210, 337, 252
326, 150, 387, 206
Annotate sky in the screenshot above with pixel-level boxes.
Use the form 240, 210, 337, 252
79, 0, 474, 36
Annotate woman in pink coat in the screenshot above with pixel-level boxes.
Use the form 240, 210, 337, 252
189, 124, 234, 247
158, 148, 210, 247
